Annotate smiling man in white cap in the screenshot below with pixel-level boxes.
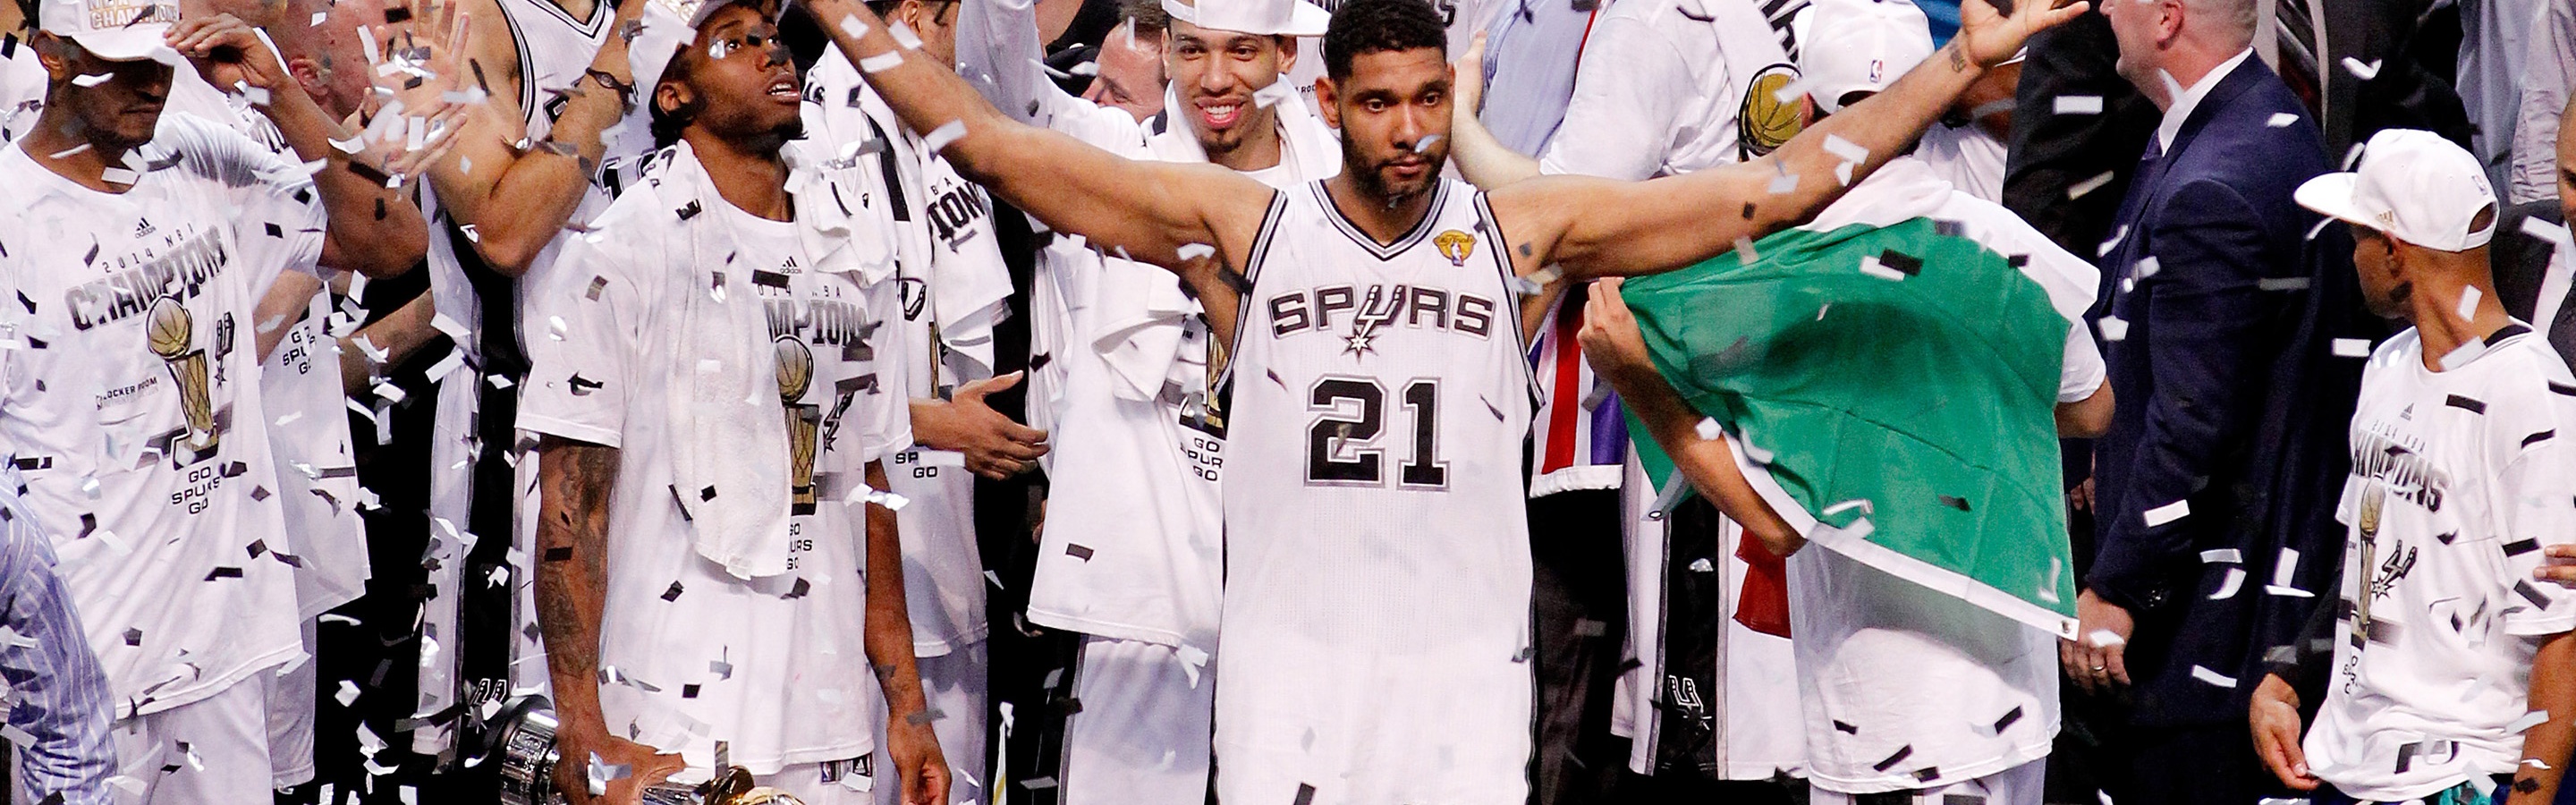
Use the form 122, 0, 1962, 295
2243, 128, 2576, 805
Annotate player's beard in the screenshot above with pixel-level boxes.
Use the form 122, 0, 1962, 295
1341, 124, 1445, 209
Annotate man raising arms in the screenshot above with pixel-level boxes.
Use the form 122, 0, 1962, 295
804, 0, 2080, 800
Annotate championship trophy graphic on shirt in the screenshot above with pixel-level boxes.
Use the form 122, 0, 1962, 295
148, 297, 219, 458
777, 335, 820, 514
2352, 480, 2387, 646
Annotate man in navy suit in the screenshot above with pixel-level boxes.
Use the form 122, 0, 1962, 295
2060, 0, 2374, 800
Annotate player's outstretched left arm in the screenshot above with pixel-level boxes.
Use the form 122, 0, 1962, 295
166, 13, 428, 279
1487, 0, 2086, 281
860, 460, 953, 805
803, 0, 1274, 339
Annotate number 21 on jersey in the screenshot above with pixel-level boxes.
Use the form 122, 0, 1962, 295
1305, 375, 1448, 490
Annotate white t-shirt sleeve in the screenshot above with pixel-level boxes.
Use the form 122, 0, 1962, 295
850, 279, 914, 462
518, 234, 642, 448
2059, 319, 2106, 403
161, 113, 326, 291
2498, 368, 2576, 636
1537, 14, 1684, 181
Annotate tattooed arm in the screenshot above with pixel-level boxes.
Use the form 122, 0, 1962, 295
533, 436, 683, 805
862, 460, 952, 805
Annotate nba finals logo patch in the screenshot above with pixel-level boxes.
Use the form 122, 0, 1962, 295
1435, 230, 1475, 267
1739, 64, 1803, 159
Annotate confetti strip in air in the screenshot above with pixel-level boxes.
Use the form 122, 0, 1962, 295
2342, 57, 2381, 80
840, 14, 870, 38
889, 21, 923, 48
2264, 547, 2313, 597
2510, 710, 2552, 733
860, 51, 904, 72
2207, 567, 2246, 599
1821, 134, 1868, 164
2190, 665, 2238, 688
2142, 498, 2189, 527
2053, 95, 2102, 114
1252, 80, 1298, 108
71, 73, 111, 88
1176, 243, 1216, 261
2068, 171, 2116, 200
2267, 113, 2299, 128
2456, 285, 2483, 321
2333, 338, 2372, 357
924, 120, 967, 153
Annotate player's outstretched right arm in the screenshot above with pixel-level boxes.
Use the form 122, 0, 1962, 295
533, 436, 685, 805
805, 0, 1272, 318
1490, 0, 2088, 281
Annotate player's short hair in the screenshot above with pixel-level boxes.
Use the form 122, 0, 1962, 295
648, 42, 702, 148
1118, 0, 1169, 41
1320, 0, 1445, 81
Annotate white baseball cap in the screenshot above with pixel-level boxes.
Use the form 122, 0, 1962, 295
2295, 129, 2498, 252
1791, 0, 1933, 114
1160, 0, 1330, 38
38, 0, 186, 66
632, 0, 743, 102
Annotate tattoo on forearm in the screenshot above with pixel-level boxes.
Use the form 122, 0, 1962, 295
536, 440, 618, 683
1948, 42, 1968, 72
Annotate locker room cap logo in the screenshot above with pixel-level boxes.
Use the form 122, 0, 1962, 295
1435, 229, 1474, 266
38, 0, 185, 65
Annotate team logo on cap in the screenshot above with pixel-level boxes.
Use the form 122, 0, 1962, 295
1739, 64, 1803, 158
1435, 230, 1475, 267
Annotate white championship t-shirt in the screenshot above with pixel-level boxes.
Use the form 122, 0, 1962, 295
518, 171, 911, 774
1777, 157, 2102, 793
0, 112, 319, 716
2305, 326, 2576, 802
800, 62, 997, 657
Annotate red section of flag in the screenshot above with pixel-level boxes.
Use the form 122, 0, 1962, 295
1733, 532, 1792, 638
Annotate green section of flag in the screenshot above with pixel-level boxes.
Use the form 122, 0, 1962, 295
1619, 217, 2077, 622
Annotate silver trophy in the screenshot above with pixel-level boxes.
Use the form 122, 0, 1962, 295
488, 696, 805, 805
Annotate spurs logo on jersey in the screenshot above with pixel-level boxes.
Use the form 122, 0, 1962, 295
1261, 282, 1504, 345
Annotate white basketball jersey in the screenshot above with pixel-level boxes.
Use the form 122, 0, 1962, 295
494, 0, 612, 140
418, 0, 616, 754
1215, 179, 1538, 803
